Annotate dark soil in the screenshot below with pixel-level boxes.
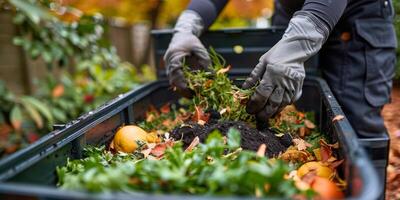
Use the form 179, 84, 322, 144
170, 120, 292, 157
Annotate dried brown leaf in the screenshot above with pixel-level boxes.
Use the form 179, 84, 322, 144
185, 137, 200, 152
293, 138, 312, 151
216, 65, 231, 74
160, 103, 171, 114
332, 115, 345, 122
304, 119, 316, 129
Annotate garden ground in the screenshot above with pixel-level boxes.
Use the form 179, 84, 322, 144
383, 83, 400, 199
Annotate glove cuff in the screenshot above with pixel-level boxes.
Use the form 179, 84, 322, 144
174, 10, 205, 37
292, 11, 330, 40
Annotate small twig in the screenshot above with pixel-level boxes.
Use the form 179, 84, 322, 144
185, 136, 200, 152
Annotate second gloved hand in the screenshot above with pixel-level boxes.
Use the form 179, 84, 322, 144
242, 11, 329, 122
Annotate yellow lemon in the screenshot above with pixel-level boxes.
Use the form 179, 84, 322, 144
297, 161, 334, 179
113, 125, 149, 153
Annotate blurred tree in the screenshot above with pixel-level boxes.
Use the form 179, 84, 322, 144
60, 0, 274, 28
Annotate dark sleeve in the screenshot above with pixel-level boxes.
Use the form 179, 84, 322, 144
187, 0, 229, 28
302, 0, 348, 31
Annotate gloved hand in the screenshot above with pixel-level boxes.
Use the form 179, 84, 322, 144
242, 11, 329, 122
164, 10, 211, 98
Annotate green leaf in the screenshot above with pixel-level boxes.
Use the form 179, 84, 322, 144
20, 98, 43, 128
9, 0, 53, 24
227, 128, 241, 149
10, 105, 23, 130
20, 96, 53, 126
51, 107, 68, 123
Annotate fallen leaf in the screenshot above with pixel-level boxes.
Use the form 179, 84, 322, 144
185, 137, 200, 152
257, 144, 267, 157
141, 148, 152, 158
146, 113, 156, 122
192, 106, 210, 124
293, 138, 312, 151
304, 120, 316, 129
327, 156, 337, 162
204, 80, 213, 88
329, 159, 344, 169
313, 148, 321, 161
299, 127, 306, 138
321, 139, 339, 149
332, 115, 345, 122
151, 141, 175, 157
162, 119, 173, 127
320, 144, 332, 162
216, 65, 231, 74
160, 103, 171, 114
280, 149, 313, 163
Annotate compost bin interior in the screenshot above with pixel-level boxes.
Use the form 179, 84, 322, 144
0, 77, 380, 200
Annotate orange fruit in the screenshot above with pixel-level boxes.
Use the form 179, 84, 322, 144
297, 161, 334, 179
311, 177, 344, 199
113, 125, 151, 153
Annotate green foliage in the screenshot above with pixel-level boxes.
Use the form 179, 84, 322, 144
9, 0, 120, 69
0, 0, 156, 158
184, 49, 255, 123
0, 81, 51, 156
394, 0, 400, 80
57, 129, 302, 197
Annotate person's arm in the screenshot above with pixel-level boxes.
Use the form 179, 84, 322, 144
243, 0, 348, 122
163, 0, 228, 97
187, 0, 229, 30
280, 0, 348, 32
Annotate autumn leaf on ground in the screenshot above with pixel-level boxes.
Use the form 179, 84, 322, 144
304, 120, 316, 129
185, 136, 200, 152
160, 103, 171, 114
141, 148, 152, 158
216, 65, 231, 74
332, 115, 345, 122
320, 139, 339, 149
150, 140, 175, 157
192, 106, 210, 124
280, 149, 313, 163
293, 138, 312, 151
329, 159, 344, 169
320, 142, 332, 162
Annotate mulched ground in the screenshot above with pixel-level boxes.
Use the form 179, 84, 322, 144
170, 120, 292, 157
382, 82, 400, 200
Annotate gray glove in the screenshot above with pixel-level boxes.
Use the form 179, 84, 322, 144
164, 10, 211, 98
242, 11, 329, 122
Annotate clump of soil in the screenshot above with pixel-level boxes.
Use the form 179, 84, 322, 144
170, 120, 292, 157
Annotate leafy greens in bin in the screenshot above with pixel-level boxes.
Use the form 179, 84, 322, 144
57, 51, 345, 199
57, 129, 303, 197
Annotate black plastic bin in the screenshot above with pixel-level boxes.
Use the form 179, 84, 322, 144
0, 77, 380, 200
0, 28, 382, 200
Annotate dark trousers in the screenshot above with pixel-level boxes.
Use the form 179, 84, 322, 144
272, 0, 397, 137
